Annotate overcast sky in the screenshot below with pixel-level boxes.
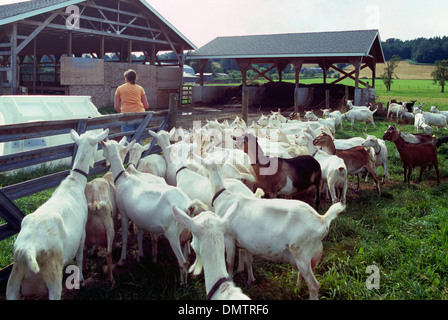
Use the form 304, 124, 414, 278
2, 0, 447, 48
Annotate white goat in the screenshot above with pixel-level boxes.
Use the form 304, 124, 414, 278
362, 134, 390, 184
347, 100, 370, 110
342, 106, 378, 131
413, 107, 448, 131
127, 142, 167, 178
148, 129, 177, 185
296, 131, 348, 205
100, 138, 207, 284
414, 113, 427, 133
172, 203, 250, 300
84, 177, 117, 285
196, 156, 345, 300
430, 105, 448, 120
304, 110, 318, 121
322, 109, 343, 130
387, 103, 405, 121
6, 129, 109, 300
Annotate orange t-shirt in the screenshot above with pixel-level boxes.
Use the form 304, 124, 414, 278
115, 82, 146, 113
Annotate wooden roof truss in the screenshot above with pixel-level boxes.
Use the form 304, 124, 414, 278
0, 0, 192, 94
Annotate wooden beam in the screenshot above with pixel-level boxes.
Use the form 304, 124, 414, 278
236, 59, 250, 87
330, 64, 368, 87
291, 59, 304, 88
19, 20, 178, 47
247, 64, 275, 85
15, 9, 62, 55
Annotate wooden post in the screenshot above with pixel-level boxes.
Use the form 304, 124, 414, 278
242, 87, 249, 124
345, 85, 349, 102
33, 37, 36, 94
168, 93, 178, 130
100, 36, 105, 59
199, 59, 207, 86
325, 89, 330, 109
128, 40, 132, 63
294, 89, 298, 113
11, 23, 18, 95
67, 31, 72, 57
292, 59, 304, 113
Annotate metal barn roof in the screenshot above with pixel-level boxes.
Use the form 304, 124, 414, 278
189, 29, 384, 63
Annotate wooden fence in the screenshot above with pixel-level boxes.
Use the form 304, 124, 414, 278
0, 107, 173, 282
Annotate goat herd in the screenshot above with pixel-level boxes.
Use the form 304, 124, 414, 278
5, 99, 447, 300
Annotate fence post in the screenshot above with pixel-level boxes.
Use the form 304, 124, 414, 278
325, 89, 330, 109
168, 93, 178, 130
242, 87, 249, 124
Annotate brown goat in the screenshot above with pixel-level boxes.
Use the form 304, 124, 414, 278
313, 133, 381, 196
233, 132, 322, 210
383, 125, 439, 185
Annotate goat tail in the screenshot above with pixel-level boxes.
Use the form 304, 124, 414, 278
322, 202, 345, 228
15, 247, 40, 274
187, 199, 209, 217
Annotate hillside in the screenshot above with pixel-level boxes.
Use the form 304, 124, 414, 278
345, 60, 435, 80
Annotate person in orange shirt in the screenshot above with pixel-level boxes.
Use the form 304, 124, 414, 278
114, 69, 149, 143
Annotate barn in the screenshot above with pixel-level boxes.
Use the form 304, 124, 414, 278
188, 29, 385, 119
0, 0, 196, 109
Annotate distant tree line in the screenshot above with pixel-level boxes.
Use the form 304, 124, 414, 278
382, 36, 448, 64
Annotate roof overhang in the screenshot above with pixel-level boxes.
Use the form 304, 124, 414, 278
187, 30, 385, 64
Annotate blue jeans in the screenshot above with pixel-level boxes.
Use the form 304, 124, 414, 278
121, 123, 142, 144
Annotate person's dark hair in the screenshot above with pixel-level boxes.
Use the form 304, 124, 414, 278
124, 69, 137, 84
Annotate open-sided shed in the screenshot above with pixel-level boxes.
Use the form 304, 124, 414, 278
0, 0, 197, 109
188, 29, 385, 115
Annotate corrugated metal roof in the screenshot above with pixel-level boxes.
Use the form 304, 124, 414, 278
189, 29, 384, 63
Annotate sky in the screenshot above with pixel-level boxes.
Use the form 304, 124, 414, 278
2, 0, 447, 48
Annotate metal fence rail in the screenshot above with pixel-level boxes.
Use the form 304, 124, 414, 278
0, 110, 170, 282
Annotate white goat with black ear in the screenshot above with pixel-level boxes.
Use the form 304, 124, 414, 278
6, 129, 109, 300
127, 142, 166, 178
196, 155, 345, 300
172, 203, 250, 300
100, 138, 207, 284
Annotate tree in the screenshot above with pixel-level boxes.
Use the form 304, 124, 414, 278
381, 55, 401, 92
431, 59, 448, 93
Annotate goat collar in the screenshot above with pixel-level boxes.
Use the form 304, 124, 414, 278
114, 170, 125, 184
207, 277, 232, 300
211, 188, 226, 207
176, 166, 188, 176
72, 168, 88, 179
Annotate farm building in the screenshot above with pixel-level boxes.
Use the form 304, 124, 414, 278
0, 0, 196, 109
188, 29, 385, 113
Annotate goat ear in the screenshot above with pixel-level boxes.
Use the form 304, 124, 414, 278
221, 202, 239, 231
70, 129, 80, 143
148, 129, 159, 139
96, 129, 109, 142
127, 139, 136, 151
172, 205, 196, 231
119, 136, 127, 146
